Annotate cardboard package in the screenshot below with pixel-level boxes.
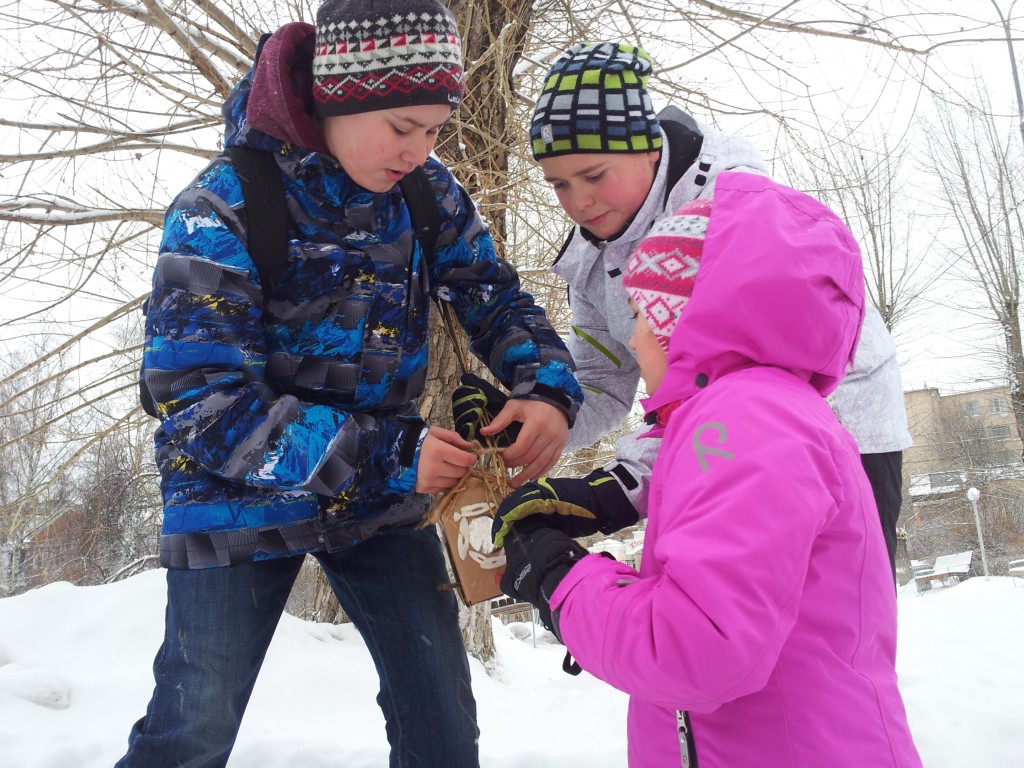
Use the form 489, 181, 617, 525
433, 468, 508, 605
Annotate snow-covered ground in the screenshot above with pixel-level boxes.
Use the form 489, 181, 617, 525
1, 570, 1022, 767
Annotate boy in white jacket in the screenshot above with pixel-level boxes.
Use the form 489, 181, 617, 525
478, 42, 911, 584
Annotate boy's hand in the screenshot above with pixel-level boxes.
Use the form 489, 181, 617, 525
484, 400, 568, 487
414, 426, 477, 495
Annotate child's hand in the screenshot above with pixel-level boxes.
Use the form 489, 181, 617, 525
414, 426, 477, 494
500, 525, 589, 637
491, 469, 639, 548
482, 400, 568, 487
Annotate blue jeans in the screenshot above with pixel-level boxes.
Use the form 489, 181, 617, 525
116, 525, 479, 768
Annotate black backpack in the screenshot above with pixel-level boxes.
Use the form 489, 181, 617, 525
139, 147, 441, 418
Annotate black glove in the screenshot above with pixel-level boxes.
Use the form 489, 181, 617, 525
492, 468, 640, 548
500, 525, 589, 635
451, 372, 521, 446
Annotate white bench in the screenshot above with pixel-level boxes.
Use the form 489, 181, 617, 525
490, 600, 535, 623
913, 550, 973, 592
1009, 558, 1024, 581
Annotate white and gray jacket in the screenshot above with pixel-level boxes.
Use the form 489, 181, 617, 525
555, 106, 768, 514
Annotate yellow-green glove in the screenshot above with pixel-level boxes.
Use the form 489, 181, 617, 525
492, 468, 640, 548
451, 372, 521, 446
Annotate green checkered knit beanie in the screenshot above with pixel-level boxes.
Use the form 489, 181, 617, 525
530, 41, 662, 160
313, 0, 465, 117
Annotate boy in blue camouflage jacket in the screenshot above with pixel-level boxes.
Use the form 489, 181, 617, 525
118, 1, 581, 765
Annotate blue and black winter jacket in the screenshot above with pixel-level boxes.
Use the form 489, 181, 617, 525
142, 23, 582, 568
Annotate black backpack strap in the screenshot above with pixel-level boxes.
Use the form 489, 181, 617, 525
550, 228, 576, 269
399, 165, 441, 260
139, 368, 158, 417
226, 145, 289, 301
400, 164, 474, 371
659, 118, 703, 206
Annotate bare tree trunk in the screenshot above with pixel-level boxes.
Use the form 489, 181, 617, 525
422, 310, 498, 665
311, 566, 346, 624
438, 0, 535, 261
1004, 315, 1024, 452
401, 0, 539, 667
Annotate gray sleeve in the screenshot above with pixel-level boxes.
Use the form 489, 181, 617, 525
564, 297, 643, 452
601, 427, 661, 519
830, 305, 912, 453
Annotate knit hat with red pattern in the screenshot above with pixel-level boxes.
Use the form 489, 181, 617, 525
623, 197, 711, 351
313, 0, 465, 117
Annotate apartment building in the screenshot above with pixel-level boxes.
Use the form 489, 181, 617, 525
904, 385, 1023, 496
900, 384, 1024, 577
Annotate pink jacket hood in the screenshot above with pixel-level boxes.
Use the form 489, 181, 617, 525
644, 172, 865, 420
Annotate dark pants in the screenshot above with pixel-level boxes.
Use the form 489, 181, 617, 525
861, 451, 904, 586
116, 525, 479, 768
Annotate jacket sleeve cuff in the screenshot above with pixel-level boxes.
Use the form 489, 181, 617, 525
515, 359, 583, 428
386, 421, 429, 496
549, 552, 625, 645
550, 552, 634, 609
517, 360, 583, 428
527, 383, 579, 428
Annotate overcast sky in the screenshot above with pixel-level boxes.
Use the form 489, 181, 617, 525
644, 1, 1022, 393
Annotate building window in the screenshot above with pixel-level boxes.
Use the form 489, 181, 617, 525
962, 400, 980, 416
965, 426, 986, 441
990, 425, 1013, 441
989, 398, 1008, 414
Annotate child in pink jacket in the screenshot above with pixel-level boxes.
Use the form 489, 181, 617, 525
500, 172, 922, 767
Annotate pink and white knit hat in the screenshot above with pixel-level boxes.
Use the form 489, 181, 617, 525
622, 197, 711, 351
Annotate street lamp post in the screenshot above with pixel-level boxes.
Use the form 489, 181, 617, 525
966, 487, 991, 579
